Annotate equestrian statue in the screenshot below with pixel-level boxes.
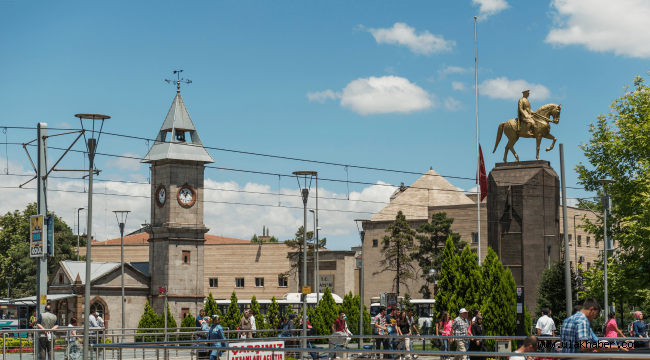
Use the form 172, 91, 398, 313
493, 89, 562, 162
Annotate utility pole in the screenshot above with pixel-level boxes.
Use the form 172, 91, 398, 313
559, 144, 572, 317
35, 122, 48, 358
596, 178, 615, 320
78, 207, 84, 261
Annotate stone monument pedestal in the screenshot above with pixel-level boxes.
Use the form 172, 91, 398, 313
487, 160, 561, 312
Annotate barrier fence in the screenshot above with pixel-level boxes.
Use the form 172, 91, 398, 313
2, 328, 649, 360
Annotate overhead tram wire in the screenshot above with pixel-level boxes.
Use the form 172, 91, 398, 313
1, 126, 591, 192
2, 140, 592, 193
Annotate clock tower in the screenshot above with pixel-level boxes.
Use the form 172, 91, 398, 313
141, 84, 215, 318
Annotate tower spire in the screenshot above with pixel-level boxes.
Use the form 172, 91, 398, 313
165, 70, 192, 93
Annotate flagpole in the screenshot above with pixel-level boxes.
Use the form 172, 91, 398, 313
475, 16, 481, 265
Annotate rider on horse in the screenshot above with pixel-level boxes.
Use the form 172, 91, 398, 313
518, 90, 534, 137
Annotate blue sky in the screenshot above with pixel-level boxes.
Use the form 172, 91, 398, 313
1, 0, 649, 249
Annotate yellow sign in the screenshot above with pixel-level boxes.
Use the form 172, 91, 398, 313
40, 295, 47, 305
302, 286, 311, 295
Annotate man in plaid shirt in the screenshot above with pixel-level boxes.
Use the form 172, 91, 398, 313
374, 306, 389, 359
451, 308, 469, 360
560, 298, 628, 353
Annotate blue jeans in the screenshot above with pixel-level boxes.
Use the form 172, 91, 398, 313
441, 339, 449, 359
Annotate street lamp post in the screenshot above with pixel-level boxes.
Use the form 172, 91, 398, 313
309, 209, 317, 297
573, 213, 582, 271
77, 207, 84, 261
355, 219, 368, 343
76, 113, 110, 360
595, 178, 615, 321
113, 210, 130, 359
292, 171, 316, 359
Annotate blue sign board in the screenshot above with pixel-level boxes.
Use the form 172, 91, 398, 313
46, 215, 54, 256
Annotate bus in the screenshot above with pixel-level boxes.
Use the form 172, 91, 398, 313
369, 298, 435, 332
215, 293, 343, 316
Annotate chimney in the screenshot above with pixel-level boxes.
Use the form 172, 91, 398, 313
259, 225, 271, 243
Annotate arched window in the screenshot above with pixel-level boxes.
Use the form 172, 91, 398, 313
90, 302, 104, 318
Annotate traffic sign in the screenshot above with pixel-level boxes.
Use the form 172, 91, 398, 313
302, 286, 311, 295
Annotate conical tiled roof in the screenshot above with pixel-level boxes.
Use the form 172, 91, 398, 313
142, 93, 215, 163
370, 169, 474, 221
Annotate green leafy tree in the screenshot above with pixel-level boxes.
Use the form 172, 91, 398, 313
434, 237, 461, 319
264, 296, 280, 338
399, 293, 416, 313
341, 291, 360, 342
250, 295, 265, 332
535, 261, 581, 326
224, 291, 242, 338
282, 226, 327, 286
315, 286, 339, 336
480, 248, 517, 351
0, 203, 86, 297
180, 311, 195, 340
413, 212, 466, 298
251, 234, 260, 242
269, 236, 279, 243
575, 73, 650, 289
204, 292, 220, 318
374, 211, 417, 296
524, 306, 532, 336
136, 301, 160, 342
157, 301, 178, 341
458, 244, 482, 313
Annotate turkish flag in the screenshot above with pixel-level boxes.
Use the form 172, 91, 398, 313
477, 144, 488, 201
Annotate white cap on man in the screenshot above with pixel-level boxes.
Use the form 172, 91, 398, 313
459, 308, 468, 313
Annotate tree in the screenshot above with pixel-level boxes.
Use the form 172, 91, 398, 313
265, 296, 280, 338
315, 286, 339, 337
412, 212, 465, 298
204, 292, 220, 318
458, 244, 482, 313
251, 234, 260, 242
524, 306, 532, 336
374, 211, 417, 296
269, 236, 279, 243
180, 311, 195, 340
158, 301, 178, 341
223, 291, 242, 338
282, 226, 327, 287
575, 73, 650, 289
535, 260, 581, 326
341, 291, 360, 342
399, 293, 416, 314
480, 248, 517, 351
0, 203, 86, 297
250, 295, 266, 333
434, 237, 461, 320
136, 301, 160, 342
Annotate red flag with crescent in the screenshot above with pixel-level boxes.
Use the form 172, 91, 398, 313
478, 144, 488, 201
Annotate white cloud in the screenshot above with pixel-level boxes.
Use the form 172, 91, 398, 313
473, 0, 509, 20
384, 66, 396, 74
452, 81, 467, 91
425, 76, 435, 83
105, 152, 142, 172
367, 23, 455, 55
545, 0, 650, 58
55, 122, 72, 129
480, 77, 551, 101
306, 90, 340, 103
438, 65, 472, 79
339, 76, 435, 115
444, 97, 463, 112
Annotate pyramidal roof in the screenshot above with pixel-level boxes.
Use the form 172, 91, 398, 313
370, 168, 474, 221
141, 92, 215, 163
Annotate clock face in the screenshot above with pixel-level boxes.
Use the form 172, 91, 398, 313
155, 185, 166, 207
177, 185, 197, 207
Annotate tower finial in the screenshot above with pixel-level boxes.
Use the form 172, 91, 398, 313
165, 70, 192, 94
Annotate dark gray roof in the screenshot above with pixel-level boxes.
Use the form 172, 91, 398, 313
129, 262, 150, 277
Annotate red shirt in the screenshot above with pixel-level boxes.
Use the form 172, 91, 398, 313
334, 318, 346, 332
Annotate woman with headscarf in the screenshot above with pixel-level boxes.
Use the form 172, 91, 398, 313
468, 316, 485, 360
208, 315, 226, 360
633, 311, 648, 348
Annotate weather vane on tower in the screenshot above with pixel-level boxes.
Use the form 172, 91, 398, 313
165, 70, 192, 93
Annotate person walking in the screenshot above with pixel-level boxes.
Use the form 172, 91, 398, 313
331, 311, 349, 359
633, 311, 648, 348
208, 315, 226, 360
535, 308, 556, 352
374, 307, 389, 359
509, 335, 538, 360
406, 309, 419, 359
605, 312, 624, 345
66, 317, 79, 360
396, 311, 411, 360
468, 316, 485, 360
249, 310, 257, 338
451, 309, 469, 360
239, 311, 252, 339
560, 298, 627, 354
436, 311, 452, 360
196, 309, 205, 329
36, 304, 59, 360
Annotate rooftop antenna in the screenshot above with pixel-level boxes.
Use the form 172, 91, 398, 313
165, 70, 192, 93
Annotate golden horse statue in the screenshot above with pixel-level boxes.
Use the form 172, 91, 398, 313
493, 103, 562, 162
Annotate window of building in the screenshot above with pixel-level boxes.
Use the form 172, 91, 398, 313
182, 308, 190, 319
570, 261, 573, 268
59, 274, 64, 284
568, 234, 572, 245
586, 237, 590, 246
236, 278, 245, 288
278, 276, 288, 287
182, 251, 190, 265
372, 239, 378, 247
471, 233, 478, 243
209, 278, 218, 288
587, 262, 591, 271
255, 278, 264, 287
596, 239, 599, 248
577, 235, 582, 247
